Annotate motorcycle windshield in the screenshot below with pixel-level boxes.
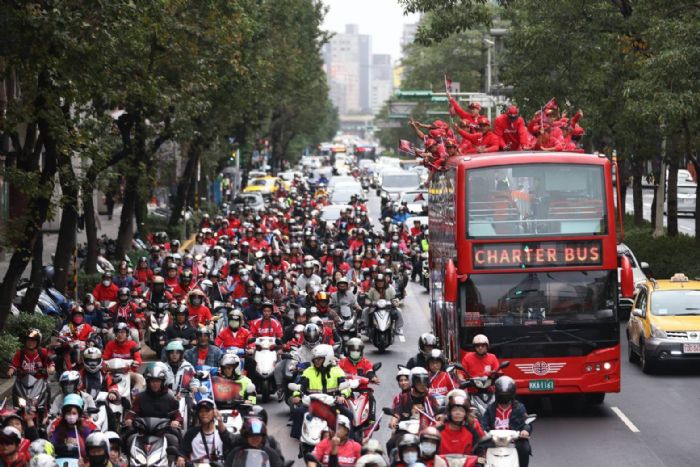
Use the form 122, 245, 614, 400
373, 310, 391, 330
231, 449, 270, 467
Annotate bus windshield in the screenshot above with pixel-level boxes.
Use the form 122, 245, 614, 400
464, 270, 617, 325
467, 164, 606, 238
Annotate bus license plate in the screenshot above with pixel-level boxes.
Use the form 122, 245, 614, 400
683, 343, 700, 354
528, 379, 555, 392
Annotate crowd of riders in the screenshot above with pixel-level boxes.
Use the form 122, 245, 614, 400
408, 96, 586, 173
2, 159, 533, 467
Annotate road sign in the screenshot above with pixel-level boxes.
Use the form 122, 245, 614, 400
388, 101, 418, 116
375, 120, 403, 129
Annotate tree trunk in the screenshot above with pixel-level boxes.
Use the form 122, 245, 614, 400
0, 122, 58, 331
667, 153, 678, 237
169, 141, 200, 226
21, 230, 44, 313
652, 135, 667, 238
53, 153, 80, 292
116, 113, 146, 260
82, 188, 99, 274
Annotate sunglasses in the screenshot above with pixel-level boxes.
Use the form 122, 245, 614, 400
474, 343, 488, 347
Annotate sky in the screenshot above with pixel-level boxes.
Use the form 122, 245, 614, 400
321, 0, 419, 62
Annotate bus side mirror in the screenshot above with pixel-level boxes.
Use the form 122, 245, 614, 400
620, 256, 634, 299
444, 260, 457, 303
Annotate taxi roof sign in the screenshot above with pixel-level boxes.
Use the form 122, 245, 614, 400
670, 273, 689, 282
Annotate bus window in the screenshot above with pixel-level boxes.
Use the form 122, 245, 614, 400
467, 164, 607, 238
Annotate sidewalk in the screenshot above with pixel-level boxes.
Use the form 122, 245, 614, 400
0, 205, 124, 280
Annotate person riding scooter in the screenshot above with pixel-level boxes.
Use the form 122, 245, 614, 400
479, 376, 533, 467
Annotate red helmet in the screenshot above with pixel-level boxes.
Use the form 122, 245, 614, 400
506, 105, 519, 116
477, 116, 491, 126
469, 102, 482, 110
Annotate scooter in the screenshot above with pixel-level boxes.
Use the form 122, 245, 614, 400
368, 299, 396, 352
421, 251, 430, 291
211, 377, 248, 434
127, 416, 173, 467
296, 392, 337, 458
147, 305, 170, 356
13, 372, 50, 431
105, 358, 137, 426
55, 445, 81, 467
433, 454, 483, 467
480, 415, 537, 467
344, 363, 381, 439
451, 361, 510, 418
337, 305, 358, 345
249, 336, 279, 403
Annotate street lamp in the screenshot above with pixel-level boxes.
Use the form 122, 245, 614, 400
483, 38, 495, 95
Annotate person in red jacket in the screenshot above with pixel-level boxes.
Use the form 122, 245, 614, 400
215, 309, 252, 349
310, 414, 361, 467
459, 117, 500, 153
533, 124, 564, 151
133, 257, 154, 287
338, 338, 379, 383
186, 289, 212, 328
461, 334, 499, 378
437, 389, 484, 456
109, 287, 145, 342
92, 272, 119, 303
58, 308, 95, 343
449, 96, 481, 132
495, 106, 530, 151
7, 329, 55, 379
248, 302, 283, 339
102, 323, 142, 367
425, 348, 456, 398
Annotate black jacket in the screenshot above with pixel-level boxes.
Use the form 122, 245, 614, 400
406, 352, 428, 369
480, 400, 532, 434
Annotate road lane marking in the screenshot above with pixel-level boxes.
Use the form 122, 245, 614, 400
399, 335, 406, 343
611, 406, 640, 433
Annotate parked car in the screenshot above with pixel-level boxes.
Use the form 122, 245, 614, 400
231, 192, 265, 212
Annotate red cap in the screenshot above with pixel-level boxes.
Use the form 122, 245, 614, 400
477, 116, 491, 126
432, 120, 449, 129
469, 102, 482, 110
445, 138, 458, 147
572, 126, 585, 136
507, 105, 519, 116
425, 138, 437, 147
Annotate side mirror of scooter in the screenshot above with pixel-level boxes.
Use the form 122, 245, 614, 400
524, 414, 537, 425
382, 407, 394, 416
498, 361, 510, 370
372, 362, 382, 372
86, 407, 100, 415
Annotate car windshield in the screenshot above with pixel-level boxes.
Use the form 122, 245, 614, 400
651, 290, 700, 316
467, 163, 607, 237
383, 173, 421, 189
233, 195, 259, 205
464, 270, 617, 324
250, 179, 269, 186
400, 191, 427, 203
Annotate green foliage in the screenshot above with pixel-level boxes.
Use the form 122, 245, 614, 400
77, 272, 103, 298
5, 313, 58, 345
0, 333, 20, 376
399, 0, 509, 45
623, 215, 700, 279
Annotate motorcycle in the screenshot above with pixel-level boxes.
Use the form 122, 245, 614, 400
55, 445, 81, 467
368, 299, 396, 352
50, 332, 87, 372
105, 358, 139, 426
433, 454, 483, 467
420, 251, 430, 290
92, 391, 111, 432
452, 361, 510, 418
344, 363, 381, 439
381, 407, 420, 435
146, 304, 170, 356
249, 336, 279, 403
127, 416, 175, 467
477, 415, 537, 467
337, 305, 358, 345
13, 372, 50, 431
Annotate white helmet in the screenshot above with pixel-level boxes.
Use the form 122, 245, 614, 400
311, 344, 336, 367
472, 334, 490, 347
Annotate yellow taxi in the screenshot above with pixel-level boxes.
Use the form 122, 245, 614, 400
627, 273, 700, 373
243, 176, 281, 196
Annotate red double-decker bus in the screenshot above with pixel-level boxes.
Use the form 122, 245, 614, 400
429, 151, 634, 402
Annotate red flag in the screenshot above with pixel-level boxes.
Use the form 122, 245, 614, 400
444, 74, 452, 94
399, 139, 413, 154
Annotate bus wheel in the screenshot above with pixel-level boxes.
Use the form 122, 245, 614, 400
586, 393, 605, 405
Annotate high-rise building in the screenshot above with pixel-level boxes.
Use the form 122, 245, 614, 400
370, 54, 393, 115
400, 22, 418, 53
322, 24, 371, 116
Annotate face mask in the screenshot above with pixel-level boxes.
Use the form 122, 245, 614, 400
72, 315, 84, 325
65, 414, 79, 425
191, 298, 202, 306
253, 297, 262, 305
102, 280, 111, 287
229, 320, 240, 330
349, 351, 361, 360
403, 452, 418, 465
420, 442, 437, 457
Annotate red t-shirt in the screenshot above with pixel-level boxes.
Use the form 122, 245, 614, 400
188, 305, 212, 327
197, 348, 208, 366
461, 352, 499, 378
102, 340, 142, 364
92, 283, 119, 302
10, 349, 51, 377
312, 438, 361, 467
215, 327, 252, 348
440, 425, 475, 455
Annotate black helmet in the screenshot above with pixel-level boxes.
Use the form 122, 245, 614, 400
247, 405, 268, 424
494, 376, 516, 405
241, 417, 267, 438
418, 333, 438, 356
